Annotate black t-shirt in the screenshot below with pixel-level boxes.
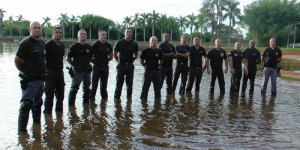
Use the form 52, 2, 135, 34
45, 40, 65, 70
207, 48, 227, 70
159, 42, 175, 67
176, 44, 190, 64
91, 40, 112, 66
228, 50, 243, 70
113, 38, 138, 64
16, 36, 46, 76
262, 47, 282, 68
67, 42, 92, 69
189, 45, 206, 68
243, 48, 261, 69
140, 47, 162, 71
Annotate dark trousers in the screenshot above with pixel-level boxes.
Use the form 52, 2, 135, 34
90, 66, 109, 101
230, 69, 242, 94
241, 68, 257, 94
210, 69, 225, 94
114, 63, 134, 99
18, 80, 44, 132
172, 63, 188, 94
68, 70, 91, 105
160, 66, 173, 94
186, 67, 203, 92
44, 69, 65, 114
140, 70, 161, 99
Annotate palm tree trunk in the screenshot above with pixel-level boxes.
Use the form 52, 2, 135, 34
135, 25, 137, 41
19, 24, 21, 37
45, 26, 48, 39
227, 19, 232, 47
287, 33, 290, 48
190, 26, 193, 45
143, 25, 146, 43
161, 28, 163, 42
171, 26, 173, 42
89, 25, 92, 40
152, 24, 154, 36
10, 24, 12, 37
72, 24, 74, 39
200, 27, 203, 46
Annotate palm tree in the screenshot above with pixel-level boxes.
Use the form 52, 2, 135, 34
132, 13, 139, 41
0, 9, 6, 37
200, 0, 218, 46
177, 15, 187, 38
8, 16, 13, 37
42, 16, 51, 39
139, 12, 149, 42
148, 10, 160, 36
16, 15, 23, 37
123, 16, 132, 28
168, 16, 177, 42
186, 13, 197, 45
223, 0, 241, 46
158, 14, 168, 42
70, 15, 77, 39
197, 13, 208, 45
57, 13, 69, 39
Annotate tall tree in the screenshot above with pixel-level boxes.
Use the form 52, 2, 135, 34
148, 10, 160, 36
70, 15, 77, 39
186, 13, 197, 45
158, 14, 168, 42
139, 12, 149, 42
200, 0, 218, 46
198, 13, 208, 45
168, 16, 177, 42
79, 14, 94, 40
177, 15, 187, 38
0, 8, 6, 37
132, 13, 139, 41
57, 13, 69, 39
42, 16, 51, 39
8, 16, 13, 37
123, 16, 132, 28
16, 15, 23, 37
223, 0, 241, 46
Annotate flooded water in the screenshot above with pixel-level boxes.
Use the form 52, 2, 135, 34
1, 41, 300, 149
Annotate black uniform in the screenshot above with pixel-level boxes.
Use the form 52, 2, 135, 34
186, 45, 206, 92
159, 42, 175, 95
114, 38, 138, 99
172, 45, 190, 94
228, 50, 243, 94
207, 48, 227, 94
67, 42, 92, 105
16, 36, 46, 132
89, 40, 112, 101
241, 48, 261, 94
44, 40, 65, 114
140, 47, 162, 99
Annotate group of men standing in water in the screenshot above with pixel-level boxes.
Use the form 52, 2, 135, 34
14, 21, 282, 133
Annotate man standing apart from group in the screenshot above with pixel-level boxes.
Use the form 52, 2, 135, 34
159, 33, 175, 95
172, 34, 190, 94
113, 28, 138, 99
206, 38, 228, 95
140, 36, 163, 100
228, 41, 243, 95
186, 36, 207, 93
15, 21, 45, 133
67, 29, 92, 105
241, 40, 261, 95
43, 27, 65, 114
89, 30, 113, 101
261, 38, 282, 96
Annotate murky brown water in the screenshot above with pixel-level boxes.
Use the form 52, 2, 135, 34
1, 41, 300, 149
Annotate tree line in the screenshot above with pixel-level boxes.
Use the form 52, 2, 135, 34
0, 0, 300, 47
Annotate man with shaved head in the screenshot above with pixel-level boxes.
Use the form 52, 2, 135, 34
15, 21, 46, 133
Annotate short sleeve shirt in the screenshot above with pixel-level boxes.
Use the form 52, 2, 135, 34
16, 36, 46, 76
159, 42, 175, 67
113, 38, 138, 64
45, 40, 65, 70
140, 47, 162, 71
207, 48, 227, 70
189, 45, 207, 68
67, 42, 92, 69
228, 50, 243, 70
91, 40, 112, 66
176, 45, 190, 64
262, 47, 282, 68
243, 48, 261, 69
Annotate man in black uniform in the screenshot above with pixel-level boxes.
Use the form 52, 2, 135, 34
43, 27, 65, 114
206, 38, 228, 95
186, 36, 207, 93
113, 28, 138, 99
89, 30, 113, 101
261, 38, 282, 96
228, 41, 243, 95
172, 34, 190, 94
159, 33, 175, 95
67, 29, 92, 105
140, 36, 163, 99
241, 40, 261, 95
15, 21, 45, 133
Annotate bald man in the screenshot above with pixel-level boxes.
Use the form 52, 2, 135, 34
15, 21, 46, 133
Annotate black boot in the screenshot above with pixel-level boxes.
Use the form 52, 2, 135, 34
18, 100, 32, 133
68, 88, 78, 106
32, 104, 42, 124
83, 90, 90, 103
